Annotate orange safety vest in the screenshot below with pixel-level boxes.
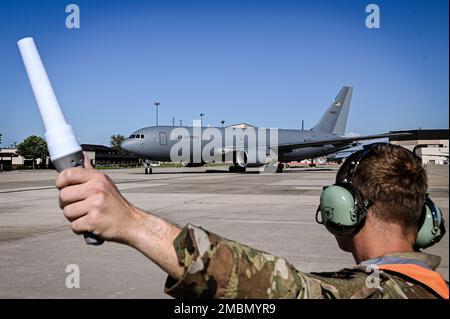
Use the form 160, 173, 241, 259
379, 264, 449, 299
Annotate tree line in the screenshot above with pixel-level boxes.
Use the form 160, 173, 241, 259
4, 134, 125, 170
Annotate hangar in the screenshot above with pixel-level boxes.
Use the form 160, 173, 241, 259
81, 144, 142, 168
389, 129, 449, 164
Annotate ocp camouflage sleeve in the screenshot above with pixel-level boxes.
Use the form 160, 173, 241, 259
164, 225, 446, 299
164, 224, 336, 299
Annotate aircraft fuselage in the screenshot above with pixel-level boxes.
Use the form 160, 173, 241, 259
121, 126, 356, 165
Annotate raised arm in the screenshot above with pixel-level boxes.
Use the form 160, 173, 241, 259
56, 154, 337, 298
55, 153, 184, 280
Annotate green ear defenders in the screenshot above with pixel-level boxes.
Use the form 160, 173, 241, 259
315, 146, 373, 236
315, 143, 446, 249
416, 196, 446, 249
315, 183, 371, 236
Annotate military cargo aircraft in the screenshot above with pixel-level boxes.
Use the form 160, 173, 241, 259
121, 87, 408, 173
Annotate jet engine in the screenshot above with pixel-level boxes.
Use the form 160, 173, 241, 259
233, 150, 275, 168
316, 156, 327, 165
235, 150, 248, 167
181, 161, 206, 167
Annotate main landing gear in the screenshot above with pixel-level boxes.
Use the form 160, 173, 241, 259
276, 163, 284, 173
229, 165, 246, 173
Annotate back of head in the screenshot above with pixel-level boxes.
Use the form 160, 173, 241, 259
336, 143, 428, 233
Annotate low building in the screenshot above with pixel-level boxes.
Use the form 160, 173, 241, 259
0, 148, 48, 170
389, 129, 449, 164
81, 144, 143, 167
0, 148, 20, 170
1, 145, 143, 170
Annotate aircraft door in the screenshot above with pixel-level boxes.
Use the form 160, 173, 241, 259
159, 132, 167, 145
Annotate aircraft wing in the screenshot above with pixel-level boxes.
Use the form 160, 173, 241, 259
275, 132, 412, 152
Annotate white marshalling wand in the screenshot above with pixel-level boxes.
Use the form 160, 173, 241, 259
17, 37, 103, 245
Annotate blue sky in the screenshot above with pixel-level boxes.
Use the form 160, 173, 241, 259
0, 0, 448, 147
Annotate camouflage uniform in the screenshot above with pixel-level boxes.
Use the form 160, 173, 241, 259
165, 224, 448, 299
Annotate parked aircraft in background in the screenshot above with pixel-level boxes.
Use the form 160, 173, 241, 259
122, 87, 409, 173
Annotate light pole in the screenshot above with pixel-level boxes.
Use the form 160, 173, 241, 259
154, 101, 160, 126
200, 113, 204, 127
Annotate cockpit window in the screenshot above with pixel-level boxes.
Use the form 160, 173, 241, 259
141, 134, 144, 139
130, 135, 135, 138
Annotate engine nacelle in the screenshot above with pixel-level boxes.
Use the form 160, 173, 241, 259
316, 156, 327, 165
235, 150, 248, 167
234, 150, 275, 168
181, 161, 206, 167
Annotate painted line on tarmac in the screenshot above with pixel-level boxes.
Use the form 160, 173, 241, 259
0, 173, 234, 194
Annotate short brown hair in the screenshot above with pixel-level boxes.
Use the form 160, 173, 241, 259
336, 143, 428, 229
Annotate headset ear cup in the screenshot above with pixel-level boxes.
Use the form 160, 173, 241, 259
319, 185, 359, 236
415, 197, 444, 249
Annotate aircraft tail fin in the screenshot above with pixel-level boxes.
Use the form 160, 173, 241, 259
311, 86, 353, 135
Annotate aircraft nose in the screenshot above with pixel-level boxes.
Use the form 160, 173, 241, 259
121, 138, 134, 152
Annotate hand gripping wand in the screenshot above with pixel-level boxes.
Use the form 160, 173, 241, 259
17, 37, 104, 245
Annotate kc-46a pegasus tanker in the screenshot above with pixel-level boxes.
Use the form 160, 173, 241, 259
121, 87, 408, 173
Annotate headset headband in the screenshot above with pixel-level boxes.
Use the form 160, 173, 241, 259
344, 147, 371, 183
344, 142, 422, 184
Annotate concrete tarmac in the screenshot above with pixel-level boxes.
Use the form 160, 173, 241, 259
0, 165, 448, 298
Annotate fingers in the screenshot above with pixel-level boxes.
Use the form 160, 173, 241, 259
59, 182, 95, 208
55, 167, 96, 189
55, 152, 94, 190
54, 160, 130, 242
63, 199, 89, 221
55, 151, 95, 189
58, 174, 110, 208
83, 151, 94, 169
63, 196, 102, 233
70, 214, 92, 234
